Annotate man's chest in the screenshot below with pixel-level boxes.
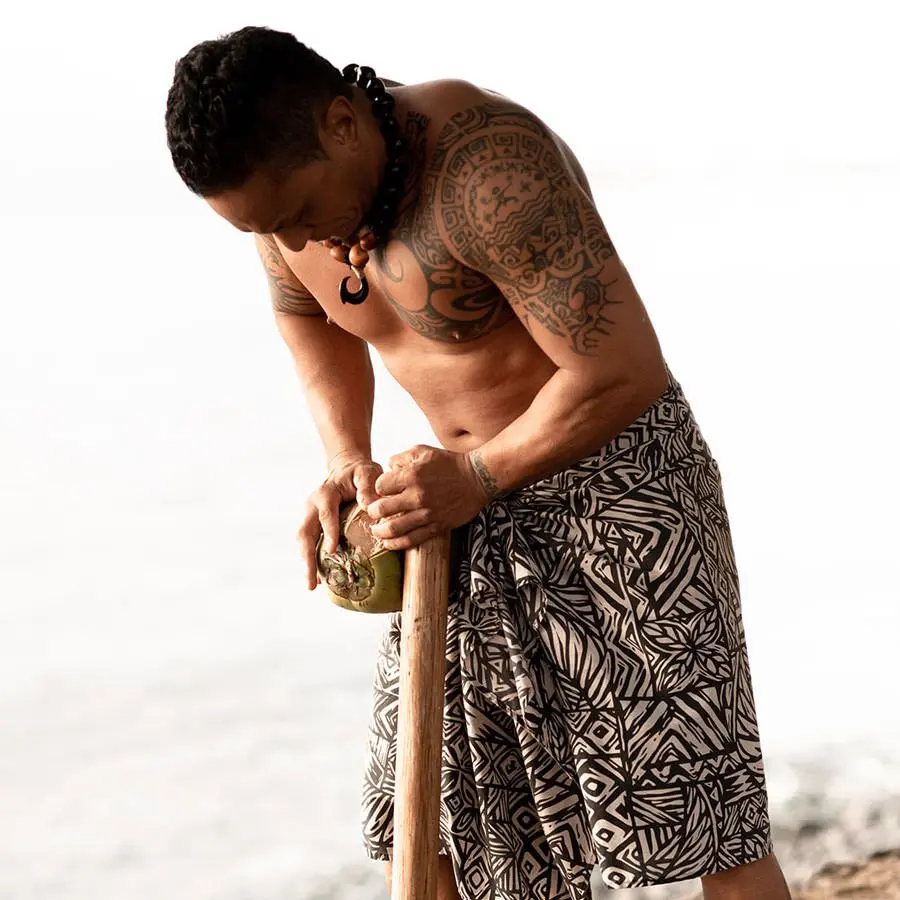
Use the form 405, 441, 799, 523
290, 223, 517, 345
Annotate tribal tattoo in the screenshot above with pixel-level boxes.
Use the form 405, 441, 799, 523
429, 102, 622, 355
255, 234, 325, 317
468, 449, 504, 500
371, 114, 518, 342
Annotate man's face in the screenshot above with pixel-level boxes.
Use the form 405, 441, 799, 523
206, 155, 367, 253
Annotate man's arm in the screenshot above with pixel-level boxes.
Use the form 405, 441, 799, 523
254, 235, 374, 465
431, 98, 666, 496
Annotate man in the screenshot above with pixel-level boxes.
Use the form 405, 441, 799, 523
166, 26, 791, 900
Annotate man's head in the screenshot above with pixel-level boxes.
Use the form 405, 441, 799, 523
165, 26, 385, 250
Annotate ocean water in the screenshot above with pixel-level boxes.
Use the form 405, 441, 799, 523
2, 165, 899, 899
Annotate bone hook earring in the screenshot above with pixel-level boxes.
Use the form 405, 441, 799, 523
340, 267, 369, 305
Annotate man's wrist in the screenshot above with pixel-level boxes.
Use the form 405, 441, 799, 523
327, 447, 373, 472
465, 448, 506, 501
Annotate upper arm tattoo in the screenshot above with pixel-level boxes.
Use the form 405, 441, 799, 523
255, 234, 325, 317
430, 103, 621, 355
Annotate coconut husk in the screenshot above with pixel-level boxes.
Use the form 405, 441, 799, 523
316, 502, 404, 613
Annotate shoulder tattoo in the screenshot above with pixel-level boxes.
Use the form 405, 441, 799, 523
429, 103, 622, 355
256, 234, 324, 317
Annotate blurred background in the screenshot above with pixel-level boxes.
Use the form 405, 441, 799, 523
1, 1, 898, 897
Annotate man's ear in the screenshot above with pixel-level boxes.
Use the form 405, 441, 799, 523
320, 95, 360, 151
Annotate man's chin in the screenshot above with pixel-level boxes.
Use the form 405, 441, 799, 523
316, 229, 351, 244
318, 216, 363, 244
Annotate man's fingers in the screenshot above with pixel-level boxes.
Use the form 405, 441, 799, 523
375, 466, 412, 497
386, 453, 406, 470
370, 506, 431, 541
296, 505, 322, 591
367, 487, 425, 521
381, 521, 442, 551
304, 547, 318, 591
309, 483, 344, 554
387, 445, 430, 470
296, 534, 319, 592
353, 466, 382, 508
318, 501, 341, 554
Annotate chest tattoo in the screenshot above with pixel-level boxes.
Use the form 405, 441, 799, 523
372, 113, 517, 343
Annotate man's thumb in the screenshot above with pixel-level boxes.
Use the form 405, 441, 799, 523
353, 466, 380, 507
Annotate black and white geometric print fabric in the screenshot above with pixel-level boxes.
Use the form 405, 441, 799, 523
361, 367, 773, 899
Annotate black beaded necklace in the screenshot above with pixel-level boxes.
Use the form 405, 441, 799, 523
324, 64, 408, 305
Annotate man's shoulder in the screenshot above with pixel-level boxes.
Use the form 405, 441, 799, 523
407, 81, 588, 194
401, 79, 524, 140
403, 78, 489, 111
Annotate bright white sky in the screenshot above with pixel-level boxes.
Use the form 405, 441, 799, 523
1, 0, 899, 745
0, 0, 896, 220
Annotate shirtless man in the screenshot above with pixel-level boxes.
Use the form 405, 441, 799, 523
166, 26, 791, 900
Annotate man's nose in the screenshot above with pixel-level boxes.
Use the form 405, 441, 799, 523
277, 226, 313, 253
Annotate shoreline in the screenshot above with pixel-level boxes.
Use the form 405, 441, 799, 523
794, 848, 900, 899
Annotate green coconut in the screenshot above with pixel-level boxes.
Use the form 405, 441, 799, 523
316, 502, 404, 614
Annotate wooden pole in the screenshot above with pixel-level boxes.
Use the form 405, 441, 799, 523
391, 533, 451, 900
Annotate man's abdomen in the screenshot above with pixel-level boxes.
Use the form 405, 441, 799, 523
376, 322, 557, 450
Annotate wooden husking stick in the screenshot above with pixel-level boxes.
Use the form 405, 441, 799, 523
391, 533, 451, 900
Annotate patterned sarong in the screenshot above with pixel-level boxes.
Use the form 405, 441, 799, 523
361, 365, 773, 898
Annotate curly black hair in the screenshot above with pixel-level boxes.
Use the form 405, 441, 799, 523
165, 26, 352, 196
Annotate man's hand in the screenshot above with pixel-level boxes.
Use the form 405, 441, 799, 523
366, 445, 491, 550
297, 451, 383, 590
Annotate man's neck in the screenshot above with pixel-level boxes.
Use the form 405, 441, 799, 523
348, 86, 390, 215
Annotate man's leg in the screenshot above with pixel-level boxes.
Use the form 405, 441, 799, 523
384, 856, 462, 900
700, 852, 792, 900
